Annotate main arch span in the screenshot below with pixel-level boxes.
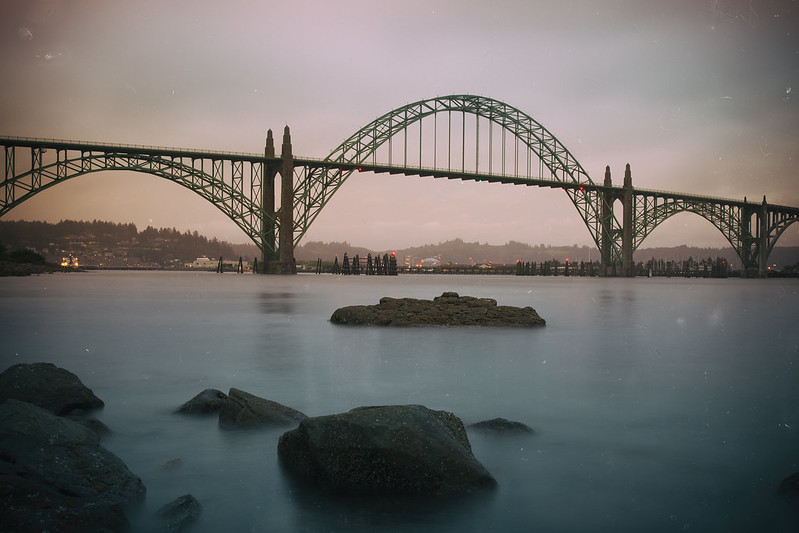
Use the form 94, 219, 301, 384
292, 94, 622, 271
2, 94, 797, 275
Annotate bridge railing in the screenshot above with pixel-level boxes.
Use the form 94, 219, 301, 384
0, 135, 262, 159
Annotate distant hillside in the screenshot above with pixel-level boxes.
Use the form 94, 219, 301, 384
295, 238, 799, 270
3, 220, 798, 270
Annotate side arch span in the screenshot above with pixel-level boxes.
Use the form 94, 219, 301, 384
293, 94, 624, 264
632, 197, 744, 254
630, 192, 799, 272
1, 144, 277, 255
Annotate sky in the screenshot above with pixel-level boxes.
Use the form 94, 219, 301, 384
1, 0, 797, 250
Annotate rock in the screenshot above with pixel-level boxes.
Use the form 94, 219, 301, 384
156, 494, 202, 531
330, 292, 546, 327
779, 472, 799, 500
0, 362, 104, 415
0, 399, 145, 532
66, 413, 111, 436
467, 417, 534, 434
175, 388, 228, 415
161, 458, 183, 471
277, 404, 496, 496
0, 474, 130, 533
218, 388, 307, 429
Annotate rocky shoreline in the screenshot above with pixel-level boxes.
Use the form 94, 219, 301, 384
3, 361, 798, 531
330, 292, 546, 327
0, 260, 69, 277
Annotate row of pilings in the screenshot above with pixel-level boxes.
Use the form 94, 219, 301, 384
216, 256, 248, 273
326, 252, 398, 275
516, 260, 600, 277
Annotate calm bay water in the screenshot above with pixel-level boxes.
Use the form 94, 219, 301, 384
1, 271, 799, 532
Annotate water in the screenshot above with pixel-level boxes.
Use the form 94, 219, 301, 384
2, 271, 799, 532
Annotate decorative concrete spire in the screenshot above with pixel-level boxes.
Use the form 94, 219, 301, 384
604, 165, 612, 187
623, 163, 632, 188
265, 129, 274, 158
281, 125, 292, 158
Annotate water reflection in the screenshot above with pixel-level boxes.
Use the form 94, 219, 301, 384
282, 469, 498, 533
259, 292, 295, 314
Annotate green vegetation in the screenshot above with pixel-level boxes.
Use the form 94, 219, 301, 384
0, 242, 60, 276
0, 220, 239, 268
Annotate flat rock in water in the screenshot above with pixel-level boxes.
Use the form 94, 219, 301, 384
218, 388, 307, 429
330, 292, 545, 327
0, 362, 104, 415
277, 404, 496, 496
0, 399, 145, 532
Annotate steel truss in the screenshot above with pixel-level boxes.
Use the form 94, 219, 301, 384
628, 189, 799, 273
0, 139, 277, 256
3, 94, 798, 275
292, 95, 798, 274
292, 94, 625, 265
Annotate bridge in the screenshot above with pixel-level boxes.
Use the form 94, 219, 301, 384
2, 95, 797, 276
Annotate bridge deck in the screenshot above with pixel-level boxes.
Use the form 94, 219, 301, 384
2, 136, 797, 214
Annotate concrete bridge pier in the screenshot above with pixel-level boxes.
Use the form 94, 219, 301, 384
621, 164, 635, 277
598, 164, 635, 277
261, 130, 279, 270
599, 166, 615, 277
261, 126, 296, 274
758, 196, 768, 277
278, 126, 296, 274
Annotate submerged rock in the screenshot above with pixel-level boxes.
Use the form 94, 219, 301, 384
156, 494, 202, 531
779, 472, 799, 500
467, 417, 534, 434
0, 362, 104, 415
330, 292, 546, 327
0, 399, 145, 532
218, 388, 307, 429
175, 388, 229, 415
277, 404, 496, 496
161, 458, 183, 471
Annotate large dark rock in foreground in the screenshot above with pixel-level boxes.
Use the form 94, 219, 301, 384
278, 404, 496, 496
0, 399, 146, 532
330, 292, 546, 327
218, 388, 307, 429
0, 362, 104, 415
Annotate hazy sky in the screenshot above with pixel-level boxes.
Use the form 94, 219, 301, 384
2, 0, 797, 249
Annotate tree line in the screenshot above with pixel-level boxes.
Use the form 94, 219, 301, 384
0, 220, 238, 265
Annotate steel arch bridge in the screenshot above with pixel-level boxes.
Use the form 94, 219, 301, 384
2, 94, 798, 275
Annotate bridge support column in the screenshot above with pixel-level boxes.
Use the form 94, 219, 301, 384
621, 164, 635, 277
599, 165, 615, 276
261, 130, 279, 271
278, 126, 296, 274
758, 196, 768, 277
